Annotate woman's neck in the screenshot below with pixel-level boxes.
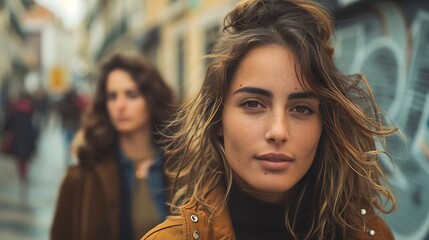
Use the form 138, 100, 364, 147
119, 129, 155, 163
233, 175, 290, 204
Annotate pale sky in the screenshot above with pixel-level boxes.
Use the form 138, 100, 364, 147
35, 0, 85, 30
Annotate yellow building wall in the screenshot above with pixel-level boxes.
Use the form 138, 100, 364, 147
144, 0, 237, 98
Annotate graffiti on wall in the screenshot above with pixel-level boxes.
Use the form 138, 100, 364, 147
332, 1, 429, 239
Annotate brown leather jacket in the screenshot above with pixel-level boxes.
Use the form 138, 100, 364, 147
51, 158, 120, 240
142, 185, 394, 240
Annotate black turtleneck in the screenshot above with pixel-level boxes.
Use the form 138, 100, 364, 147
228, 184, 293, 240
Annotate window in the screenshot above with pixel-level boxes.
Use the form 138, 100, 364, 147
204, 24, 221, 66
177, 35, 185, 98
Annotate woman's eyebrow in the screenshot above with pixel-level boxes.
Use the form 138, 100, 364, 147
288, 92, 316, 100
233, 87, 316, 100
234, 87, 273, 98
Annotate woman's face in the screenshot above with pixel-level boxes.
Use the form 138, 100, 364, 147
220, 45, 322, 204
106, 69, 151, 134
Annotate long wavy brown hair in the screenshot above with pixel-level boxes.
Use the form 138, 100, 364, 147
164, 0, 398, 239
77, 53, 175, 165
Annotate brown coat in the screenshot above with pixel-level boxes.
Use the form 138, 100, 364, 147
142, 185, 394, 240
51, 158, 120, 240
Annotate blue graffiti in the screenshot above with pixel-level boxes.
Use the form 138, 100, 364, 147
333, 2, 429, 239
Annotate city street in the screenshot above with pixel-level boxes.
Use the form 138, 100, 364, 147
0, 115, 67, 240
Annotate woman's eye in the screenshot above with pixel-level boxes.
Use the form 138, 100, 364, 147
107, 93, 116, 101
127, 91, 141, 99
291, 105, 314, 115
241, 100, 264, 111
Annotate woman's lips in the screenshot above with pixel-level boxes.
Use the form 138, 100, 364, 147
255, 153, 293, 161
116, 117, 129, 122
255, 153, 294, 171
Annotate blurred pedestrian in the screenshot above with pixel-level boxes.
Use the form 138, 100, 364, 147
2, 92, 38, 185
51, 53, 175, 240
56, 88, 85, 166
32, 88, 49, 139
143, 0, 398, 239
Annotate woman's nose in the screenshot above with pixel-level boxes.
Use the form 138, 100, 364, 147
115, 96, 126, 110
265, 111, 288, 144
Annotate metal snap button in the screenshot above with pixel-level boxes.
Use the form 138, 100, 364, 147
369, 229, 375, 236
360, 208, 367, 216
190, 214, 199, 223
192, 230, 200, 239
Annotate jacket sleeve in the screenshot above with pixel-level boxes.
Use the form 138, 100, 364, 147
50, 166, 84, 240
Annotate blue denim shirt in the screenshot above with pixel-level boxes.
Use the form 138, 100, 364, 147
117, 146, 168, 240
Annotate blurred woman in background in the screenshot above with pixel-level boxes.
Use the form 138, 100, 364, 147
51, 53, 175, 240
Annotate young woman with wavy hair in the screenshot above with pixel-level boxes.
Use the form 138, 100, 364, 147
51, 53, 175, 240
143, 0, 398, 239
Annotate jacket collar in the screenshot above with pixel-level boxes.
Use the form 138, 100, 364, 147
180, 183, 236, 240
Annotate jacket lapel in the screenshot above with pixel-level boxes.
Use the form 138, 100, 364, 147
94, 158, 120, 239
